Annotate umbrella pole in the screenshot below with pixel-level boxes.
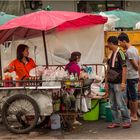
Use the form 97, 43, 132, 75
0, 47, 2, 81
42, 31, 48, 68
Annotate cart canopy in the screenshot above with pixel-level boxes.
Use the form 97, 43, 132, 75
0, 10, 107, 43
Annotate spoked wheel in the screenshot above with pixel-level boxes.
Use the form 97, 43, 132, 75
2, 94, 40, 134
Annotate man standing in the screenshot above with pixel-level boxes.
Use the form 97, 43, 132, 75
118, 32, 139, 121
107, 36, 131, 128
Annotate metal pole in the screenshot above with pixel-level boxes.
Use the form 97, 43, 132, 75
42, 31, 48, 68
0, 47, 2, 80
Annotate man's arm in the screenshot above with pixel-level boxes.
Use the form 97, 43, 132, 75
127, 49, 139, 71
118, 50, 127, 91
121, 66, 127, 91
122, 66, 127, 84
129, 59, 139, 71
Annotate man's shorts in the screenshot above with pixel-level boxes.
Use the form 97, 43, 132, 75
127, 79, 139, 101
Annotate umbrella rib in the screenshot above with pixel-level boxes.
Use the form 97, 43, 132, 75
23, 28, 30, 38
6, 28, 19, 41
0, 28, 16, 43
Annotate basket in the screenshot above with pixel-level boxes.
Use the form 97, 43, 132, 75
83, 99, 99, 121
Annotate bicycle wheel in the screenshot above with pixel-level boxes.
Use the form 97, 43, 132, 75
2, 94, 40, 134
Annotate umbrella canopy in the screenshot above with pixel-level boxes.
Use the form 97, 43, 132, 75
0, 12, 17, 25
0, 10, 107, 39
0, 10, 107, 66
99, 12, 120, 31
102, 10, 140, 28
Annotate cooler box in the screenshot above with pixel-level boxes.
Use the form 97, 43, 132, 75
105, 105, 113, 122
99, 99, 108, 119
83, 99, 99, 121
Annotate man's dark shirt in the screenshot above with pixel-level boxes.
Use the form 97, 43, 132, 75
108, 49, 127, 83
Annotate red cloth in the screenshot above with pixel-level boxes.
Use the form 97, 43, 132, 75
65, 62, 81, 76
8, 58, 36, 80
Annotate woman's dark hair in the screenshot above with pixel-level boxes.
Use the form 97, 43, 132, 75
17, 44, 29, 61
107, 36, 118, 45
118, 32, 130, 43
69, 51, 81, 62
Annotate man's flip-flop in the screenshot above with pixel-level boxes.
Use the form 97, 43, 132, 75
107, 123, 120, 128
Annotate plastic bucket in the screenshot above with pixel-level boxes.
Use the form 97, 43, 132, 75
83, 99, 99, 121
105, 106, 113, 122
99, 99, 108, 119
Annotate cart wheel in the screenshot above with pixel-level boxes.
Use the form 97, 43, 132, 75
2, 94, 40, 134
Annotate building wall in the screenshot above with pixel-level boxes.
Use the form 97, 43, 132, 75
0, 1, 140, 16
125, 1, 140, 12
24, 1, 140, 15
0, 0, 25, 15
42, 0, 77, 11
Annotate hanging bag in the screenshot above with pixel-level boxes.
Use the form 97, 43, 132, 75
107, 68, 121, 82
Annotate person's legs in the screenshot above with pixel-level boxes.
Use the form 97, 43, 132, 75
130, 100, 138, 121
127, 79, 138, 121
114, 84, 131, 124
108, 83, 120, 124
129, 101, 133, 117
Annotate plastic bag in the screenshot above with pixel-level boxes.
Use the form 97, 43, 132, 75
86, 97, 91, 110
76, 96, 88, 112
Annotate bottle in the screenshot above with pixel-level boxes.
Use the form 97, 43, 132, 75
65, 70, 69, 80
74, 73, 79, 87
75, 73, 78, 80
15, 76, 20, 87
9, 74, 13, 87
4, 73, 10, 87
50, 113, 61, 130
70, 73, 75, 81
28, 77, 31, 86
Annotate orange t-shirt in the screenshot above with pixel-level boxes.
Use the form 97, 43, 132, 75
8, 58, 36, 80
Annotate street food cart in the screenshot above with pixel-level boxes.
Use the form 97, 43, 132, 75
0, 10, 107, 134
0, 64, 106, 134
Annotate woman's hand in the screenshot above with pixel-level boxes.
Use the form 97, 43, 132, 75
4, 66, 15, 73
121, 83, 126, 91
79, 71, 88, 79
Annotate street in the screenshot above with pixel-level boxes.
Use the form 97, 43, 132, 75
0, 118, 140, 140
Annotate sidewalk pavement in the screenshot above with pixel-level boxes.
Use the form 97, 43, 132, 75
0, 119, 140, 140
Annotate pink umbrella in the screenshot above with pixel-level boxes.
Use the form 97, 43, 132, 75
0, 10, 107, 66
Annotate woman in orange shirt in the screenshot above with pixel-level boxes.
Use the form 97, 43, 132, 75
4, 44, 36, 80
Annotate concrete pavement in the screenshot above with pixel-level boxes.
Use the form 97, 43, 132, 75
0, 119, 140, 140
